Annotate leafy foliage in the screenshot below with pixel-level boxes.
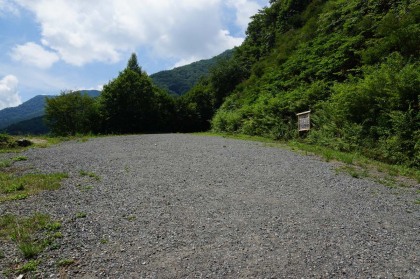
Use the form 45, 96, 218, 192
45, 91, 100, 136
100, 53, 176, 133
211, 0, 420, 167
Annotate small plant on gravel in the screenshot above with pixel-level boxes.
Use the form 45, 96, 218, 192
336, 166, 368, 179
57, 258, 76, 267
19, 242, 44, 259
17, 259, 41, 273
0, 159, 12, 168
76, 212, 87, 218
13, 156, 28, 161
79, 170, 100, 180
100, 238, 109, 244
126, 215, 136, 221
76, 184, 94, 192
0, 172, 68, 203
0, 213, 62, 261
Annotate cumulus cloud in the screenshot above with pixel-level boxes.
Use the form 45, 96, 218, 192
12, 0, 266, 68
0, 75, 21, 110
11, 42, 60, 69
226, 0, 263, 32
0, 0, 19, 17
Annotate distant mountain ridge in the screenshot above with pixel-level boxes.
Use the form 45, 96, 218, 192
0, 90, 100, 132
150, 49, 233, 96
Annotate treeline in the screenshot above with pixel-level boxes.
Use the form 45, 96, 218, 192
45, 53, 229, 135
46, 0, 419, 168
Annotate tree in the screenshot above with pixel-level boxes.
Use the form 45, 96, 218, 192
100, 54, 157, 133
45, 91, 99, 136
127, 53, 143, 75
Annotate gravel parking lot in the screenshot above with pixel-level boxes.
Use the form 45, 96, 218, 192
1, 134, 419, 278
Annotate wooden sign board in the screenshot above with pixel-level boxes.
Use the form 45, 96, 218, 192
297, 111, 311, 131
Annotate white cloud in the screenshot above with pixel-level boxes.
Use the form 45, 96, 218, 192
12, 0, 265, 68
11, 42, 60, 69
0, 75, 21, 109
0, 0, 20, 17
226, 0, 262, 32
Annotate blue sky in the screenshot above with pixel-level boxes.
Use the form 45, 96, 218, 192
0, 0, 269, 109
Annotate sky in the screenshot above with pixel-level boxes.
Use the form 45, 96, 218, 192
0, 0, 269, 109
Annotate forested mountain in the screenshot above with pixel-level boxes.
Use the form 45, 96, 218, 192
0, 95, 50, 129
2, 116, 49, 135
0, 90, 100, 132
150, 49, 233, 96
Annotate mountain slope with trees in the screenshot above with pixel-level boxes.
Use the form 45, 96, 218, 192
0, 95, 50, 129
150, 49, 233, 96
0, 90, 100, 131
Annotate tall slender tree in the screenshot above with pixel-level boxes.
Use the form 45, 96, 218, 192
100, 53, 157, 133
127, 53, 143, 75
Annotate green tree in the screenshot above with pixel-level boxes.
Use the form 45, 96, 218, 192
45, 91, 99, 136
100, 54, 157, 133
127, 53, 143, 75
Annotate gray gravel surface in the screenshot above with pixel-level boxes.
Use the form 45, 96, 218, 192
0, 134, 419, 278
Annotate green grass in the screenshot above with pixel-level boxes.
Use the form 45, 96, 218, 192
17, 259, 41, 273
79, 170, 100, 181
0, 213, 62, 260
0, 159, 12, 168
0, 172, 68, 203
13, 156, 28, 161
0, 133, 99, 153
57, 258, 76, 267
198, 132, 420, 187
75, 212, 87, 218
77, 184, 94, 192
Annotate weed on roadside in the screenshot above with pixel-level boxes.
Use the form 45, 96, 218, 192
79, 170, 100, 181
0, 213, 62, 259
75, 212, 87, 218
0, 172, 68, 203
76, 184, 94, 192
17, 259, 41, 273
0, 159, 12, 168
336, 166, 369, 179
12, 156, 28, 162
57, 258, 76, 267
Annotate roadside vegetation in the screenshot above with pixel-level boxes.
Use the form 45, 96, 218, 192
198, 132, 420, 189
0, 133, 69, 276
0, 213, 63, 277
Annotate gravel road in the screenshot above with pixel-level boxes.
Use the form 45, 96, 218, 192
1, 134, 419, 278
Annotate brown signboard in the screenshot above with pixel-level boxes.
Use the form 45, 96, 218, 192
297, 111, 311, 131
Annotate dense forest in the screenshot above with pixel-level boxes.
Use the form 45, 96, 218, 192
150, 49, 233, 96
45, 0, 419, 168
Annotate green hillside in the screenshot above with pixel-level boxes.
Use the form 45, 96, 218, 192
150, 49, 233, 95
0, 90, 100, 133
2, 116, 49, 135
181, 0, 419, 167
0, 95, 48, 129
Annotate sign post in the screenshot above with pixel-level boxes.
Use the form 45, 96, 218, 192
297, 111, 311, 132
